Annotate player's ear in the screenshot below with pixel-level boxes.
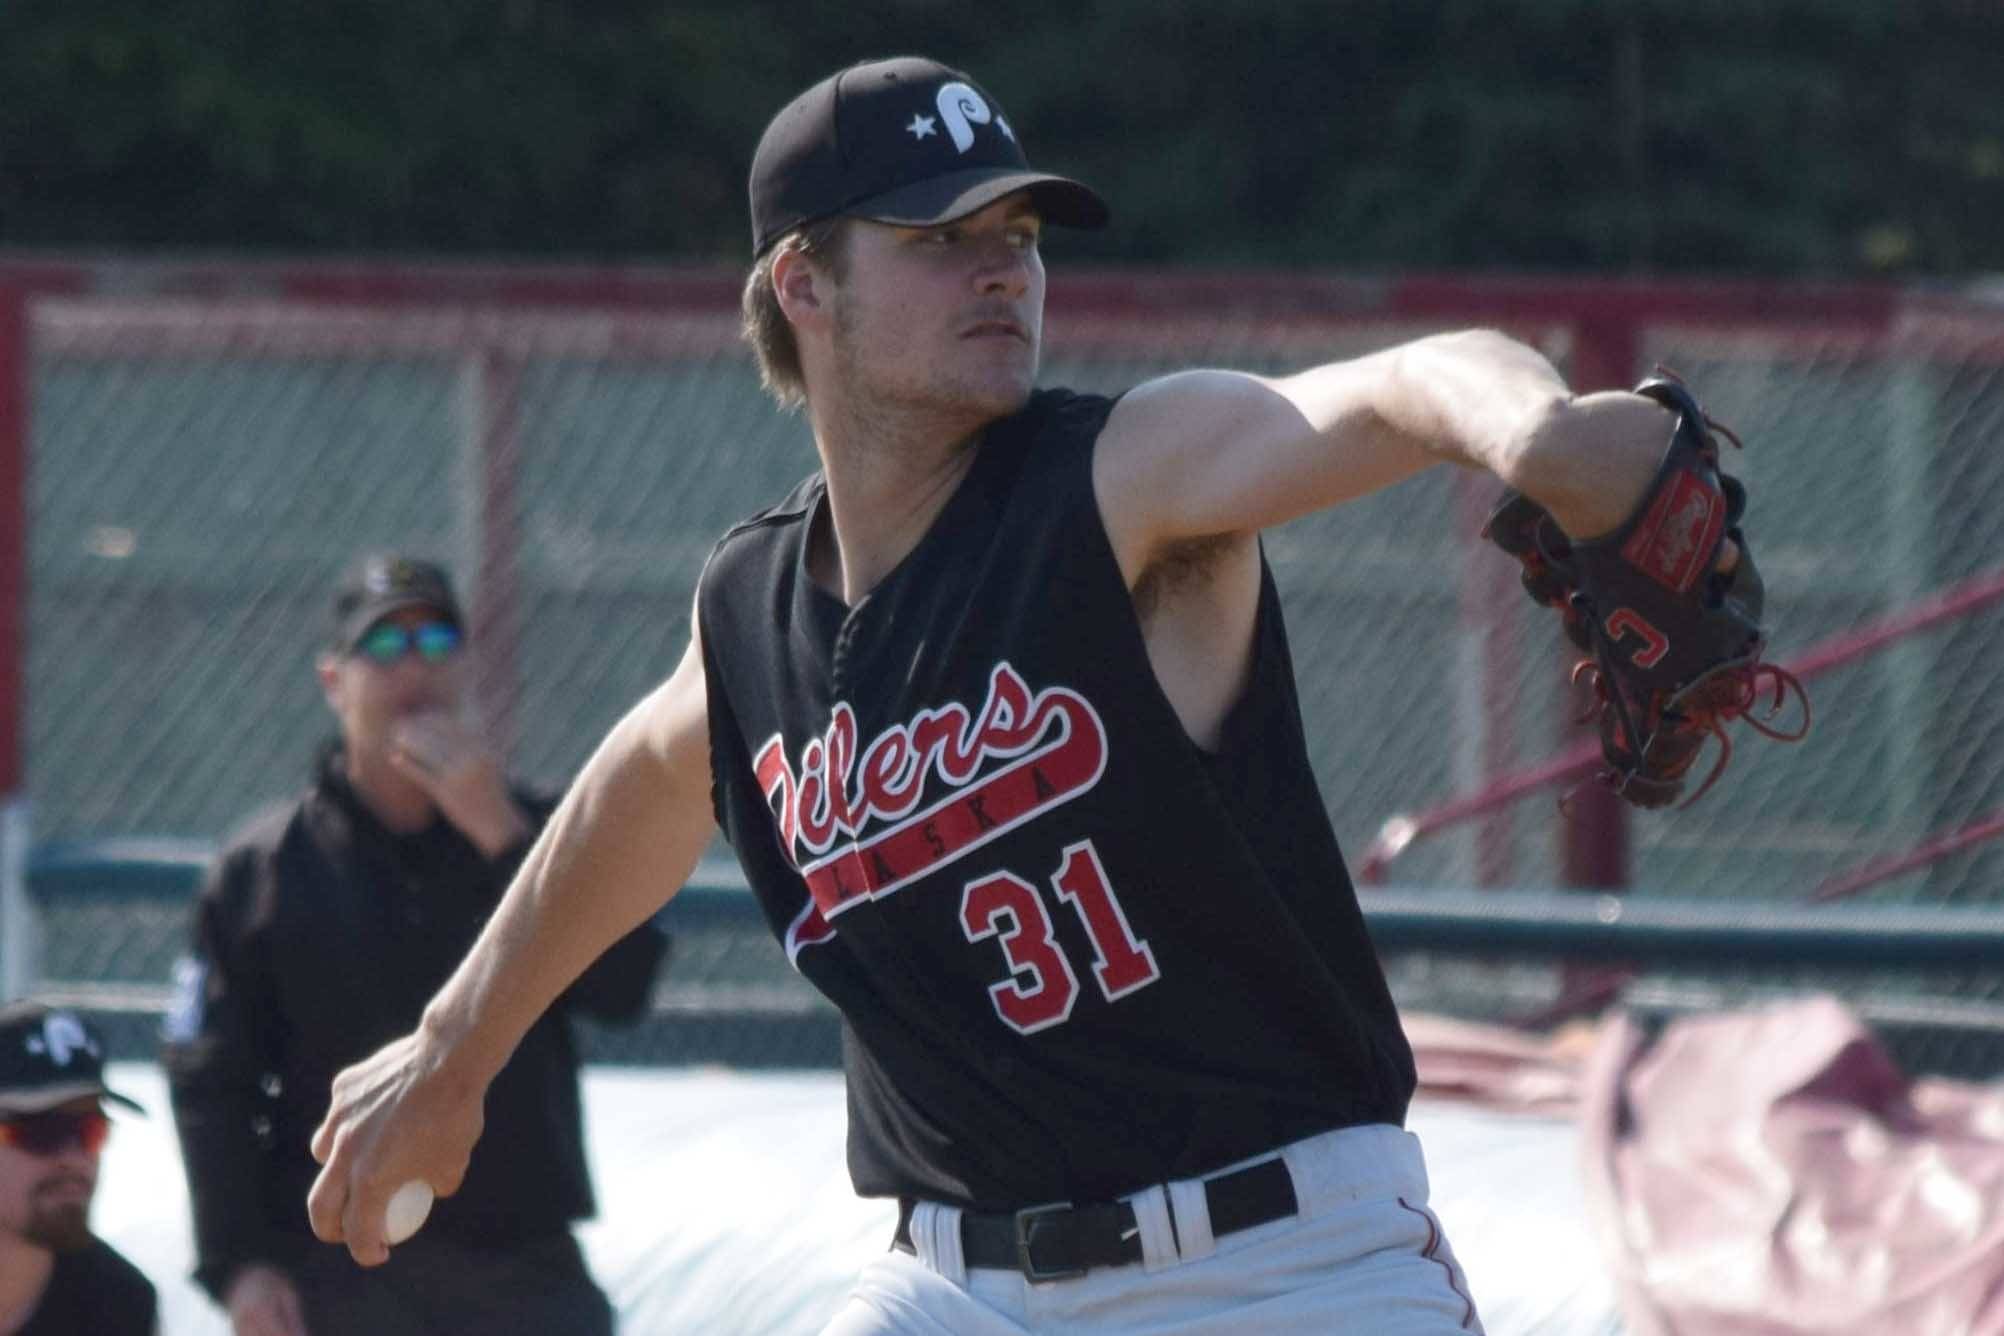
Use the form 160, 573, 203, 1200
772, 246, 830, 330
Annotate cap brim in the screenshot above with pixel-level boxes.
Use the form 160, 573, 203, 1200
851, 166, 1109, 234
0, 1082, 146, 1117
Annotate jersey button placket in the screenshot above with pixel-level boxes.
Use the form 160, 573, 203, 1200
831, 603, 866, 698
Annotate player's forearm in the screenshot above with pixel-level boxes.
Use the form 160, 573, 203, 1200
416, 692, 712, 1088
1372, 329, 1572, 475
1504, 389, 1678, 540
1381, 330, 1674, 537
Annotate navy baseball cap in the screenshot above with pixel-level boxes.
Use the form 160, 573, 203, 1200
0, 1002, 143, 1116
748, 56, 1110, 258
329, 554, 464, 652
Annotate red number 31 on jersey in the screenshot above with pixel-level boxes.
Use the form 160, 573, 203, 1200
959, 839, 1161, 1033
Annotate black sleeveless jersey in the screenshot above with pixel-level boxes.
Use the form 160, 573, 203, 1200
696, 388, 1415, 1211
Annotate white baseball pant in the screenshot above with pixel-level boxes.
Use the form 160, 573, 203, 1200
820, 1123, 1484, 1335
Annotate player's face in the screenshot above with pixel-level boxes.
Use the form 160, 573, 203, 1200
830, 195, 1046, 420
318, 605, 469, 766
0, 1097, 104, 1253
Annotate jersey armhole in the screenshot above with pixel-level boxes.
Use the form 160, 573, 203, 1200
691, 581, 736, 841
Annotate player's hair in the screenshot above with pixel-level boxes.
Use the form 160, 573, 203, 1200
740, 218, 850, 411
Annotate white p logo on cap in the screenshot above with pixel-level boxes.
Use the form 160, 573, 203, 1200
936, 82, 1014, 154
40, 1012, 95, 1067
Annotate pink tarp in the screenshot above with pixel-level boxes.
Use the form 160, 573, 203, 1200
1413, 996, 2004, 1336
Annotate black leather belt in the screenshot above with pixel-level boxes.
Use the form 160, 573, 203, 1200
892, 1155, 1298, 1283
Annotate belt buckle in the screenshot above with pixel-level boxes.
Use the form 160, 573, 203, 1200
1013, 1201, 1086, 1284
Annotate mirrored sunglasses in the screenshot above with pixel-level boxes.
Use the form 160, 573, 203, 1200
0, 1110, 111, 1157
354, 620, 463, 665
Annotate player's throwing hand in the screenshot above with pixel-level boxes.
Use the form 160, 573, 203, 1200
306, 1029, 485, 1267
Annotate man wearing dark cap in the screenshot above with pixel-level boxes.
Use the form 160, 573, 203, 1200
0, 1000, 156, 1335
163, 554, 669, 1336
305, 58, 1723, 1332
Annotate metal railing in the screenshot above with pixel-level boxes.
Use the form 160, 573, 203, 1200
12, 842, 2003, 1078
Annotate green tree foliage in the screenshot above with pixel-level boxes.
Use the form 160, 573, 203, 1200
2, 0, 1999, 273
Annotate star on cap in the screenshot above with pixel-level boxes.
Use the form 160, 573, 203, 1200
905, 113, 937, 141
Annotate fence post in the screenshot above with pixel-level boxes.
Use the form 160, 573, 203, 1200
0, 800, 32, 999
0, 284, 36, 999
1454, 470, 1518, 886
1560, 317, 1635, 891
0, 282, 22, 809
458, 333, 525, 759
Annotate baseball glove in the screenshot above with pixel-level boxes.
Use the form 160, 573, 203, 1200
1483, 373, 1809, 808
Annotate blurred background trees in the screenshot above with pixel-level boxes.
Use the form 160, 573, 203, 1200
2, 0, 1999, 274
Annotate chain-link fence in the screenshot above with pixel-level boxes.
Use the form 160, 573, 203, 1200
1626, 321, 2004, 906
6, 268, 2003, 1068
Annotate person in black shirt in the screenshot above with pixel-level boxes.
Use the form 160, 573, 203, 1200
0, 1001, 156, 1336
163, 555, 668, 1336
303, 58, 1738, 1334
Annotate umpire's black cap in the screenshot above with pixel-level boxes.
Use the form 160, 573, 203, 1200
748, 56, 1110, 258
328, 554, 464, 652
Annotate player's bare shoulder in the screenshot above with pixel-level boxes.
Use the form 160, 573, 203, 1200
1092, 369, 1282, 584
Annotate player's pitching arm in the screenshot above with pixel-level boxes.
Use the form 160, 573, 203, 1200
306, 627, 717, 1266
1088, 330, 1691, 746
1094, 329, 1678, 564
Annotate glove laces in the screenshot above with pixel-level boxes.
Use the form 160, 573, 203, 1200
1569, 651, 1810, 809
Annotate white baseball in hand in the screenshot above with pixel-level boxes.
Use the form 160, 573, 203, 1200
383, 1180, 434, 1246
